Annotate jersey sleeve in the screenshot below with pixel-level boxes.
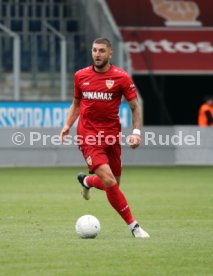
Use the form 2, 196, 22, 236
121, 74, 137, 101
74, 73, 82, 99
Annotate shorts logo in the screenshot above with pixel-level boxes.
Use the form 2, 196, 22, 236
86, 156, 92, 166
106, 80, 114, 89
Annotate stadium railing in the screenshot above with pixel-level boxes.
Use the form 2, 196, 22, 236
0, 0, 86, 101
0, 0, 133, 102
78, 0, 132, 75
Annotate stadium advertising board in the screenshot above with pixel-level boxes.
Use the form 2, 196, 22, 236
121, 28, 213, 74
0, 102, 131, 128
107, 0, 213, 27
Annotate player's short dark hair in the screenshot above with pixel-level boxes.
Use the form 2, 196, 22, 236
92, 38, 112, 49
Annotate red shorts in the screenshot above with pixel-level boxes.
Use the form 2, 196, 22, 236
79, 143, 121, 176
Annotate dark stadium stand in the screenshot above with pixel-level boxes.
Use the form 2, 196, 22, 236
106, 0, 213, 125
0, 0, 83, 72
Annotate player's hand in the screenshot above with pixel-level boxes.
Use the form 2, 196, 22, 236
150, 0, 199, 22
60, 124, 70, 143
128, 134, 142, 149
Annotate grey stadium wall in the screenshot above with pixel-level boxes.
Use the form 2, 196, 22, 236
0, 127, 213, 167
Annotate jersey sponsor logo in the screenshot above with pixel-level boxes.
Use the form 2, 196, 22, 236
83, 82, 90, 85
86, 156, 92, 166
106, 80, 114, 89
130, 83, 135, 89
82, 92, 113, 100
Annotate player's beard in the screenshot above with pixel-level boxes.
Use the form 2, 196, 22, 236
93, 58, 109, 69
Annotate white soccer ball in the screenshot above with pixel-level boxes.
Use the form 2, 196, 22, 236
75, 215, 101, 239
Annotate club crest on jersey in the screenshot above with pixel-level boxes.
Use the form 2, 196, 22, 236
86, 156, 92, 166
106, 80, 114, 89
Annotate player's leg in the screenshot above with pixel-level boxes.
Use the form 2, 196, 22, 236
77, 145, 109, 199
95, 164, 149, 238
94, 164, 135, 226
104, 144, 150, 238
78, 173, 106, 191
79, 173, 120, 192
77, 145, 150, 238
106, 143, 121, 186
78, 143, 132, 224
77, 143, 119, 193
78, 141, 121, 192
79, 173, 120, 191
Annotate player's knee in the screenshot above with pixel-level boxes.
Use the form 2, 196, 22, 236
101, 172, 116, 187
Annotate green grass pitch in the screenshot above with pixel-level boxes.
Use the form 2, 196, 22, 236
0, 166, 213, 276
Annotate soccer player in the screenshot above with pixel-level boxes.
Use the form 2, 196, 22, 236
60, 38, 150, 238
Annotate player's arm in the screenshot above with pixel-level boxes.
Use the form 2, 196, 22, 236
121, 72, 142, 148
60, 98, 81, 143
128, 98, 142, 149
129, 98, 142, 130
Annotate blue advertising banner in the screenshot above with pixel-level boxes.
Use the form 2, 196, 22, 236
0, 102, 132, 128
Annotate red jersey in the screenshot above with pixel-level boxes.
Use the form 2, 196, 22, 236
74, 65, 137, 138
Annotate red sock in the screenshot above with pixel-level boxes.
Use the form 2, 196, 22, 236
86, 176, 106, 191
105, 184, 135, 225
